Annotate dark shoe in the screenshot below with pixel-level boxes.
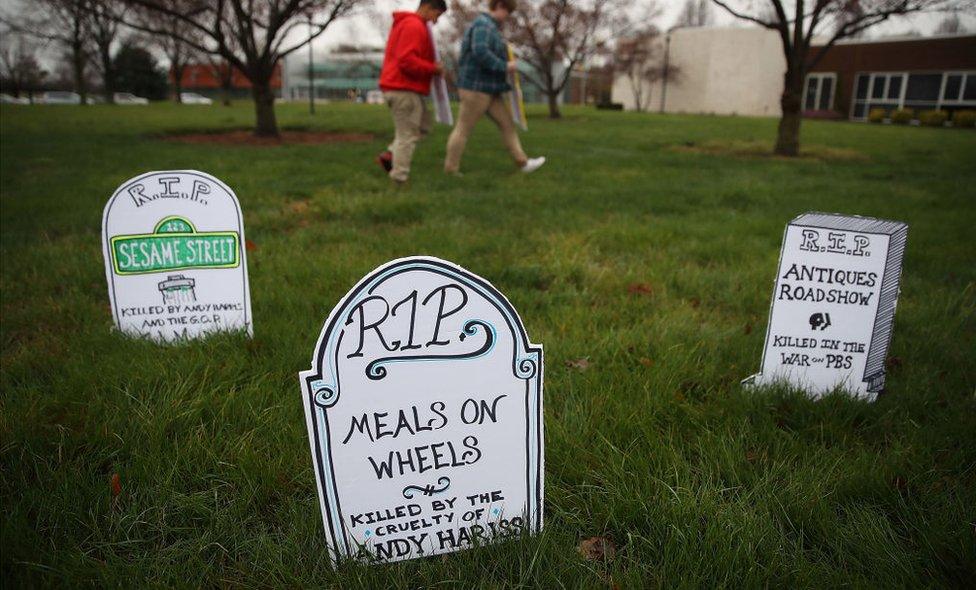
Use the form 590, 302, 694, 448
377, 150, 393, 173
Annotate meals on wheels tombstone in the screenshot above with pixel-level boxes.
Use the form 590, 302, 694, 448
746, 212, 908, 400
299, 257, 544, 564
102, 170, 252, 342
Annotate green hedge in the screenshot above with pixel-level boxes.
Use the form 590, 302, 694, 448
953, 110, 976, 128
891, 108, 914, 125
919, 110, 948, 127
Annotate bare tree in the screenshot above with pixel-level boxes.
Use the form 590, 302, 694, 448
613, 27, 671, 111
131, 2, 200, 103
710, 0, 963, 156
203, 54, 236, 106
122, 0, 362, 136
87, 0, 127, 103
0, 31, 48, 101
2, 0, 92, 104
675, 0, 713, 27
511, 0, 621, 118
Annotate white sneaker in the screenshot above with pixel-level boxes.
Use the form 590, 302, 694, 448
520, 157, 546, 173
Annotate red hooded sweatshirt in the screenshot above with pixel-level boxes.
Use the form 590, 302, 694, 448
379, 12, 437, 95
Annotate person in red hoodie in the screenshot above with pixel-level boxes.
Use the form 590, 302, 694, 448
377, 0, 447, 184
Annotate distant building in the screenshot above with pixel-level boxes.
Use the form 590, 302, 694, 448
808, 34, 976, 120
170, 63, 283, 100
283, 49, 384, 101
611, 28, 976, 121
282, 48, 578, 104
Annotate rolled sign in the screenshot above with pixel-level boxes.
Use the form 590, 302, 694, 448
300, 257, 544, 563
745, 212, 908, 400
101, 170, 252, 342
428, 22, 453, 126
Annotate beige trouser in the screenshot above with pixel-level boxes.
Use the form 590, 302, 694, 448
385, 90, 432, 182
444, 89, 528, 173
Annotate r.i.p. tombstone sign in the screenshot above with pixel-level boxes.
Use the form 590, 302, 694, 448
300, 257, 543, 563
746, 212, 908, 400
102, 170, 252, 342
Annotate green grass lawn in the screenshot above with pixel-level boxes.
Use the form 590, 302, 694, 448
2, 101, 974, 588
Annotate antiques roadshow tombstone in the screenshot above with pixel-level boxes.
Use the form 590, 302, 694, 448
745, 212, 908, 400
299, 257, 544, 563
101, 170, 252, 342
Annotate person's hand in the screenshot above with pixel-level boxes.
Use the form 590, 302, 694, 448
434, 62, 444, 76
506, 60, 518, 74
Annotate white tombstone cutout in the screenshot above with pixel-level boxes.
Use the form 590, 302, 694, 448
300, 257, 544, 564
101, 170, 252, 342
746, 212, 908, 400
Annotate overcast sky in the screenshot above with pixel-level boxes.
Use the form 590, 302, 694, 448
2, 0, 973, 67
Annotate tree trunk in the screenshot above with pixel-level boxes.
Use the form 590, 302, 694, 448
546, 91, 561, 119
101, 47, 114, 104
73, 44, 88, 106
173, 64, 184, 103
251, 79, 279, 137
774, 70, 803, 157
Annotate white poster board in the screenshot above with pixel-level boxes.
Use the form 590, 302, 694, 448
428, 22, 453, 126
101, 170, 252, 342
745, 212, 908, 400
299, 256, 543, 564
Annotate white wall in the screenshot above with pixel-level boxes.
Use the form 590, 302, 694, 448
612, 27, 786, 117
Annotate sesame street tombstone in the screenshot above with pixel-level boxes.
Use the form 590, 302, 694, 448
102, 171, 252, 342
300, 257, 544, 564
745, 213, 908, 400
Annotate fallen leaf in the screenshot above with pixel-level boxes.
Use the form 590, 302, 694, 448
626, 283, 654, 296
689, 297, 701, 308
565, 358, 590, 371
578, 536, 615, 562
744, 323, 753, 335
639, 357, 654, 367
245, 239, 258, 251
111, 473, 121, 497
885, 356, 903, 370
745, 450, 758, 463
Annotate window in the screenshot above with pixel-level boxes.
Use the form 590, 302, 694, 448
851, 73, 905, 120
804, 73, 836, 111
851, 71, 976, 120
944, 75, 963, 101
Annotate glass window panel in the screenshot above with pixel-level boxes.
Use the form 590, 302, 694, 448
805, 78, 818, 110
887, 75, 902, 99
819, 77, 833, 110
855, 75, 869, 99
871, 75, 886, 99
944, 75, 962, 101
906, 74, 942, 101
853, 103, 866, 119
963, 74, 976, 101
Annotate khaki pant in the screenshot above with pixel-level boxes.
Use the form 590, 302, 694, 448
385, 90, 432, 182
444, 89, 528, 173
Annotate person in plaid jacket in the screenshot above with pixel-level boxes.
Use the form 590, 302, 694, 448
444, 0, 545, 175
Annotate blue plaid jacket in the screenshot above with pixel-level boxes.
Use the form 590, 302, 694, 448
456, 13, 511, 95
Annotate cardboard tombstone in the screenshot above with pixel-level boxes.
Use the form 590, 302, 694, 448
300, 257, 544, 564
745, 212, 908, 400
102, 170, 252, 342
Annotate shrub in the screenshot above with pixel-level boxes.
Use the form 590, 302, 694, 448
868, 108, 886, 123
891, 108, 914, 125
919, 110, 948, 127
952, 110, 976, 128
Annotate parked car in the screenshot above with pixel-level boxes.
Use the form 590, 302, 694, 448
114, 92, 149, 105
0, 93, 30, 104
180, 92, 213, 105
41, 91, 82, 104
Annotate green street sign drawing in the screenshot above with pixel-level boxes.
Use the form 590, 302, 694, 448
110, 215, 240, 275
